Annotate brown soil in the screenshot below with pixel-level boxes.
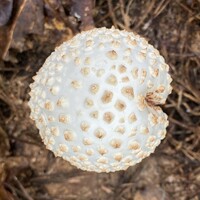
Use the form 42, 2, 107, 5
0, 0, 200, 200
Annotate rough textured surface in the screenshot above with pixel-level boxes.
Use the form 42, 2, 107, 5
0, 0, 200, 199
29, 27, 172, 172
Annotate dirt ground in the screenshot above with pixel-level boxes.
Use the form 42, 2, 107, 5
0, 0, 200, 200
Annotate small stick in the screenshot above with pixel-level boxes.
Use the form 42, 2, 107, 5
13, 176, 34, 200
1, 0, 27, 59
107, 0, 118, 28
71, 0, 95, 31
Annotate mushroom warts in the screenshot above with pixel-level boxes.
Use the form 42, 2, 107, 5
28, 27, 172, 173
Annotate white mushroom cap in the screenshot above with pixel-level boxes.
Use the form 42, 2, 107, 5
28, 27, 172, 173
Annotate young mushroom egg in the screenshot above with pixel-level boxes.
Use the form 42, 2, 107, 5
28, 27, 172, 173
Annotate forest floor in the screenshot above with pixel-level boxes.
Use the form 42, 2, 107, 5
0, 0, 200, 200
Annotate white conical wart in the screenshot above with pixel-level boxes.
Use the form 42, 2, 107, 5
28, 27, 172, 173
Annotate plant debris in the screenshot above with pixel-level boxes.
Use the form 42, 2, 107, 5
0, 0, 200, 199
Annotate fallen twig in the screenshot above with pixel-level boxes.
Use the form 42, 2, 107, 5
71, 0, 95, 31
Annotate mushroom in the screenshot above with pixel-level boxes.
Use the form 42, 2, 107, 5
28, 27, 172, 173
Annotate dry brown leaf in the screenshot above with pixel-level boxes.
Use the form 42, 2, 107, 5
0, 185, 14, 200
0, 0, 13, 26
